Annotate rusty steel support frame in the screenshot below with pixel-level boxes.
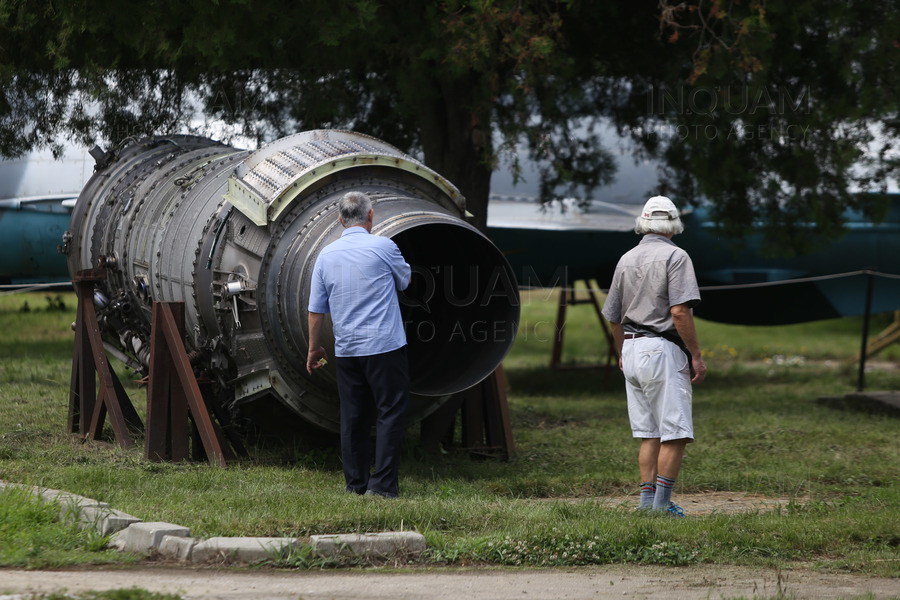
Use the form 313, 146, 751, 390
419, 365, 515, 460
145, 302, 234, 467
463, 365, 515, 459
68, 268, 143, 447
550, 280, 616, 374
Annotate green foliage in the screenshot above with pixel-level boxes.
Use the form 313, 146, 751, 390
3, 1, 898, 247
466, 530, 700, 567
31, 591, 183, 600
651, 0, 900, 253
0, 0, 634, 227
263, 542, 336, 569
0, 485, 125, 568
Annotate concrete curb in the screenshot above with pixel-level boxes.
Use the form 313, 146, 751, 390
191, 537, 301, 564
311, 531, 427, 559
1, 480, 425, 565
110, 522, 192, 553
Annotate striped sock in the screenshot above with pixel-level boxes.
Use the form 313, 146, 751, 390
639, 481, 656, 508
652, 474, 676, 511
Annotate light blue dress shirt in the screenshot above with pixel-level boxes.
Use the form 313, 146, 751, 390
308, 227, 411, 357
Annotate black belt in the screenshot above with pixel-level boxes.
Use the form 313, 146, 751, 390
623, 333, 647, 340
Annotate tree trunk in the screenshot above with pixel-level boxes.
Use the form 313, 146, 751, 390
416, 76, 493, 233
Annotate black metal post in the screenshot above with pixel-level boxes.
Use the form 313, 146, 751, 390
856, 271, 875, 392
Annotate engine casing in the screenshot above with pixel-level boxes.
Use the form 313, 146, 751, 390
62, 130, 520, 432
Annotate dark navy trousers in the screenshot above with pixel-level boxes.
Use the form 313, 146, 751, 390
336, 346, 410, 497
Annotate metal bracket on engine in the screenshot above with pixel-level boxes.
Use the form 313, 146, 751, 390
220, 279, 256, 330
224, 175, 267, 226
233, 368, 307, 405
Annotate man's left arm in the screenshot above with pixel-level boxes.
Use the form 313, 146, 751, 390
387, 242, 411, 290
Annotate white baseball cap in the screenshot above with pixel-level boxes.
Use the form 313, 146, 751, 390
641, 195, 679, 220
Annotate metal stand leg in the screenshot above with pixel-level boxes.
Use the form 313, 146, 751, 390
420, 365, 515, 460
550, 279, 616, 378
145, 301, 235, 466
68, 268, 143, 447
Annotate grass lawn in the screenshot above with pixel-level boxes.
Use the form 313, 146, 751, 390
1, 288, 899, 575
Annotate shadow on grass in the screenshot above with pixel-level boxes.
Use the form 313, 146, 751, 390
504, 362, 843, 397
816, 394, 900, 418
505, 365, 625, 397
0, 339, 74, 361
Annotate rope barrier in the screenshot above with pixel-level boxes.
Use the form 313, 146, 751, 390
0, 282, 73, 295
518, 269, 900, 294
697, 269, 900, 291
4, 270, 899, 296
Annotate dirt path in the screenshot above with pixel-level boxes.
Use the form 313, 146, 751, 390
591, 491, 805, 515
2, 564, 898, 599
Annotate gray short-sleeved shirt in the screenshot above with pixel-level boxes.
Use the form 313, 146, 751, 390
601, 234, 700, 333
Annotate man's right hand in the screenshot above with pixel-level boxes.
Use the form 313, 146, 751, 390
306, 346, 328, 374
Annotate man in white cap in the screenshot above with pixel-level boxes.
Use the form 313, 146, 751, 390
601, 195, 707, 516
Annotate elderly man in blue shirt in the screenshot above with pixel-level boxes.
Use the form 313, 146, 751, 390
307, 191, 412, 499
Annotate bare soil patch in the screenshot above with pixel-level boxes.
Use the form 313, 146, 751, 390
593, 491, 806, 515
2, 564, 898, 600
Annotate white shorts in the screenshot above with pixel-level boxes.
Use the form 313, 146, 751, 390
622, 336, 694, 442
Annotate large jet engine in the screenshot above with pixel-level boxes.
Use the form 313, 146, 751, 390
61, 130, 520, 432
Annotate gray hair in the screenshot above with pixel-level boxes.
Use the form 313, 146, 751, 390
634, 214, 685, 236
339, 191, 372, 227
634, 194, 685, 236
